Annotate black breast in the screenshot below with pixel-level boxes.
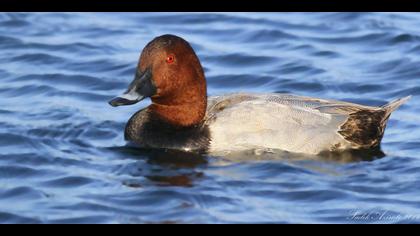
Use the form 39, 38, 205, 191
124, 109, 211, 153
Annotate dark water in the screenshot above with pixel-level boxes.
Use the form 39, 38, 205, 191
0, 12, 419, 224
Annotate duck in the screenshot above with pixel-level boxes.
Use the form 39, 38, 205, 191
109, 34, 411, 155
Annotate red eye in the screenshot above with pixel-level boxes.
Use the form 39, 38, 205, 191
166, 54, 175, 64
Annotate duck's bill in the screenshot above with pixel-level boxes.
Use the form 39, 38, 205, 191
108, 92, 145, 107
108, 68, 156, 107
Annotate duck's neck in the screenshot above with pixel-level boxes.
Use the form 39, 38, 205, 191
150, 86, 207, 128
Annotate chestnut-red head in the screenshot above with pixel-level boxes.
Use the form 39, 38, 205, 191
109, 34, 207, 127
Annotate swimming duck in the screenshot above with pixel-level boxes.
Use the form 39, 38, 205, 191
109, 34, 410, 155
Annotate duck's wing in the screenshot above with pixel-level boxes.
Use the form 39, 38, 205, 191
206, 93, 376, 120
206, 93, 352, 154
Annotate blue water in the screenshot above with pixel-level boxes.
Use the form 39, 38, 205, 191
0, 12, 419, 224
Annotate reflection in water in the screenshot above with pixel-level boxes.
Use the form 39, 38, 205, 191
112, 145, 386, 188
318, 147, 386, 163
212, 146, 386, 164
145, 149, 208, 168
143, 149, 207, 187
111, 146, 208, 168
146, 173, 203, 187
111, 146, 207, 187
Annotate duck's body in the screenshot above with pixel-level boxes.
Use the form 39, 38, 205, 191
206, 93, 410, 155
110, 34, 410, 156
124, 92, 410, 155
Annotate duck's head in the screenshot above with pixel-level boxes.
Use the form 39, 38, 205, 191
109, 34, 207, 127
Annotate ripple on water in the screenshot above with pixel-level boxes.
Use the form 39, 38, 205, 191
204, 53, 278, 67
8, 53, 66, 65
26, 120, 121, 143
389, 33, 420, 45
270, 63, 326, 76
13, 74, 125, 91
0, 212, 42, 224
276, 80, 326, 93
0, 133, 35, 150
0, 186, 47, 200
247, 189, 350, 203
0, 165, 43, 179
310, 50, 341, 58
387, 87, 420, 97
0, 84, 55, 98
208, 74, 275, 88
65, 60, 131, 74
309, 32, 392, 45
243, 29, 299, 42
0, 35, 22, 48
40, 176, 96, 188
0, 19, 30, 27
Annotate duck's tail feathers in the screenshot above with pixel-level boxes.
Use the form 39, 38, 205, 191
381, 95, 411, 116
338, 96, 411, 149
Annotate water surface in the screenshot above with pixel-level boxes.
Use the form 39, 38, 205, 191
0, 12, 419, 223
